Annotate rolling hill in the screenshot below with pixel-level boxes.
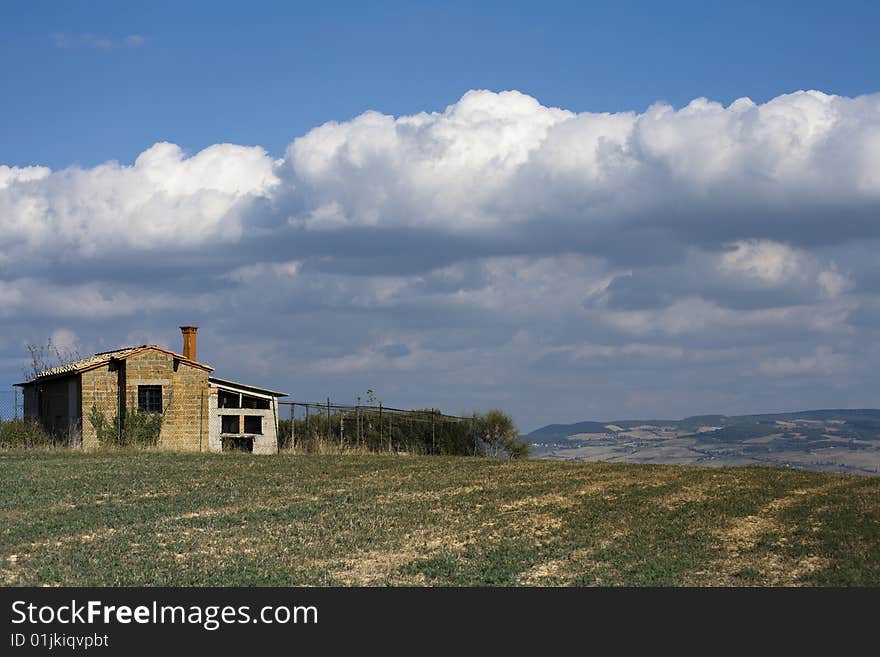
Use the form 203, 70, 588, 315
524, 409, 880, 476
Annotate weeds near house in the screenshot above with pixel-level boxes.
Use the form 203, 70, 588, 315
0, 419, 51, 449
88, 405, 163, 448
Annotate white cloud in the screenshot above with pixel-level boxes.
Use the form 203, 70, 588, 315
719, 240, 808, 286
0, 279, 176, 319
223, 260, 302, 284
817, 263, 851, 299
50, 33, 114, 50
0, 142, 278, 257
284, 89, 880, 234
759, 347, 850, 377
49, 329, 80, 355
4, 88, 880, 423
50, 33, 148, 50
3, 89, 880, 264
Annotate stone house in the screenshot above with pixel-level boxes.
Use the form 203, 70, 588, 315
14, 326, 287, 453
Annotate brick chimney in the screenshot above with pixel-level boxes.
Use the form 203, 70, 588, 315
180, 326, 199, 361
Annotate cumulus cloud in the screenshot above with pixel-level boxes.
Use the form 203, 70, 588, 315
3, 88, 880, 426
0, 142, 278, 258
282, 89, 880, 243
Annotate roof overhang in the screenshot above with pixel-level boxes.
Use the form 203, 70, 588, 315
208, 377, 288, 398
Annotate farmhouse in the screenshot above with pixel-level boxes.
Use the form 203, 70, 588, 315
14, 326, 287, 453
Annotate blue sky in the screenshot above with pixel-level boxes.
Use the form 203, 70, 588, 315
2, 2, 880, 431
3, 1, 878, 168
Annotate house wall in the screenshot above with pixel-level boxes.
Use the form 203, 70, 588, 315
21, 376, 81, 442
123, 350, 209, 451
22, 385, 37, 420
81, 365, 120, 449
80, 349, 210, 450
207, 387, 278, 454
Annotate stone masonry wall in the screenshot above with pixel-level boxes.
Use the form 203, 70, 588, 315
124, 350, 209, 451
81, 365, 119, 449
79, 348, 210, 450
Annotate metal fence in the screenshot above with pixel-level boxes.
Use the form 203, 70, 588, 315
0, 389, 21, 420
280, 400, 481, 456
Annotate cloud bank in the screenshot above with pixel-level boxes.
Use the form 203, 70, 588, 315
2, 89, 879, 428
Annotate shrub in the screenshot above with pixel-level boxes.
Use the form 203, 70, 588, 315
88, 405, 116, 447
87, 405, 163, 448
119, 410, 163, 447
0, 418, 52, 449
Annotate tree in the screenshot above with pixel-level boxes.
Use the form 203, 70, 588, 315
477, 409, 528, 458
23, 336, 81, 381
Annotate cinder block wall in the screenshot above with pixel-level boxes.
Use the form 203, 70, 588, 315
207, 388, 279, 454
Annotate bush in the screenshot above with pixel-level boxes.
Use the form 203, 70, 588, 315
0, 418, 52, 449
88, 405, 163, 448
88, 405, 116, 447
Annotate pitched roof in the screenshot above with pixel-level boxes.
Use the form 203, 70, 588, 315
16, 345, 214, 385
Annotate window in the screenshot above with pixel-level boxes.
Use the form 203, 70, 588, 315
242, 394, 270, 410
243, 415, 263, 434
138, 385, 163, 413
218, 389, 240, 408
221, 415, 240, 434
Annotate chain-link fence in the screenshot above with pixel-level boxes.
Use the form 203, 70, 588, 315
0, 388, 21, 420
1, 387, 72, 448
1, 387, 84, 447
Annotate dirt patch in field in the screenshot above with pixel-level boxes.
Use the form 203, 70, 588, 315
515, 527, 631, 586
500, 493, 576, 512
327, 533, 470, 586
517, 558, 568, 585
380, 485, 485, 504
658, 487, 710, 509
705, 484, 842, 585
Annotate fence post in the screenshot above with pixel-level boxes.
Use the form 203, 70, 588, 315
291, 403, 296, 451
431, 409, 436, 455
305, 404, 310, 445
379, 402, 383, 448
199, 388, 204, 452
388, 414, 392, 453
327, 397, 331, 442
472, 414, 477, 456
14, 387, 20, 420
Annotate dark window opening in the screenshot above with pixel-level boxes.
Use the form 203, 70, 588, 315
222, 437, 253, 452
218, 389, 240, 408
242, 394, 270, 410
138, 385, 163, 413
243, 415, 263, 434
221, 415, 240, 434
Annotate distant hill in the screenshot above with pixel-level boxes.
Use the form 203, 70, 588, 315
524, 409, 880, 475
525, 421, 610, 442
524, 409, 880, 444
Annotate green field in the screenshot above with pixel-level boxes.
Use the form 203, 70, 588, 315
2, 451, 879, 586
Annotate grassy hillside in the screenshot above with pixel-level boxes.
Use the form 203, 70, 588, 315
2, 451, 879, 586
